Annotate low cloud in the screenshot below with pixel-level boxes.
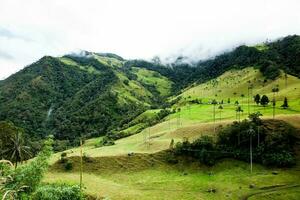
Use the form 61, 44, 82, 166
0, 27, 32, 42
0, 50, 14, 60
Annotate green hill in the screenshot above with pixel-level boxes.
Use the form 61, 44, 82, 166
0, 53, 174, 147
1, 35, 300, 150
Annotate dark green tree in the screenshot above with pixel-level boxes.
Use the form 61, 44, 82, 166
218, 105, 223, 121
236, 106, 243, 122
260, 95, 269, 107
281, 97, 289, 109
254, 94, 260, 105
212, 99, 218, 133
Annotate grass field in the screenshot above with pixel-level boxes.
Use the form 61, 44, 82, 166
46, 154, 300, 200
45, 67, 300, 199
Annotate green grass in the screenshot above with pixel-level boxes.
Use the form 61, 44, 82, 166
133, 67, 173, 96
46, 158, 300, 200
45, 67, 300, 199
173, 67, 300, 124
59, 57, 101, 74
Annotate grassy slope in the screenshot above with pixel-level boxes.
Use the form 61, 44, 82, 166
45, 67, 300, 199
60, 55, 174, 108
46, 161, 300, 200
133, 67, 173, 96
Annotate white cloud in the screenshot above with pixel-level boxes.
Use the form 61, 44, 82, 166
0, 0, 300, 79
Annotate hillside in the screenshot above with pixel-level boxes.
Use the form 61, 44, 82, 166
0, 35, 300, 150
0, 52, 174, 147
1, 36, 300, 200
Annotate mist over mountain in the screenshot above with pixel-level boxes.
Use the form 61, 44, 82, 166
0, 35, 299, 149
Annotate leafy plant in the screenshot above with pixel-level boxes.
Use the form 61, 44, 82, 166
32, 183, 84, 200
1, 137, 54, 199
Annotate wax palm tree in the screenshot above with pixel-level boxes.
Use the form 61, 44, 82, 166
218, 105, 223, 121
2, 131, 31, 169
212, 99, 218, 134
236, 106, 243, 122
271, 87, 279, 119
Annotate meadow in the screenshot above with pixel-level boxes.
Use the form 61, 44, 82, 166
44, 67, 300, 199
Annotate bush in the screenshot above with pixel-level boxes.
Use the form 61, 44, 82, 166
2, 137, 53, 198
173, 114, 297, 167
217, 117, 296, 166
191, 136, 216, 166
64, 160, 73, 171
165, 152, 178, 164
95, 136, 115, 147
32, 184, 84, 200
60, 152, 67, 163
174, 136, 216, 166
262, 151, 296, 167
83, 153, 93, 163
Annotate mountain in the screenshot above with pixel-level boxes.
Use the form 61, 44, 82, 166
0, 53, 173, 145
0, 35, 299, 147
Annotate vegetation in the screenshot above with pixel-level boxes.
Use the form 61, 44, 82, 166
174, 113, 297, 167
0, 121, 32, 167
32, 184, 83, 200
0, 137, 85, 199
0, 35, 300, 199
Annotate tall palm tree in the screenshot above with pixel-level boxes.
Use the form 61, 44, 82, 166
212, 99, 218, 134
218, 105, 223, 121
236, 106, 243, 122
272, 87, 279, 119
3, 131, 31, 168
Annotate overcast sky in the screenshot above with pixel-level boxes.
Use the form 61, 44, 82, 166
0, 0, 300, 79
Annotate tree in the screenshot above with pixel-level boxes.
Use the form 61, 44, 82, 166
234, 100, 239, 106
247, 126, 256, 173
0, 121, 16, 156
260, 95, 269, 107
212, 99, 218, 133
272, 98, 276, 119
247, 84, 253, 115
218, 105, 223, 121
271, 87, 279, 119
248, 112, 263, 125
1, 137, 54, 198
236, 106, 243, 122
254, 94, 260, 105
281, 97, 289, 109
3, 131, 31, 168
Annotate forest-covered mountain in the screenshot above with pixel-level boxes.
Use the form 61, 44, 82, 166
0, 53, 174, 144
0, 35, 299, 146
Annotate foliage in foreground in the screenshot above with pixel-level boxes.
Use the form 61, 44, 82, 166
32, 184, 83, 200
0, 137, 85, 199
174, 112, 297, 167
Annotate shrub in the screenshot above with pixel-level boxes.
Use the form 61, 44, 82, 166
95, 136, 115, 147
60, 152, 67, 163
83, 153, 93, 163
64, 160, 73, 171
32, 184, 84, 200
174, 136, 216, 166
173, 113, 297, 167
262, 151, 296, 167
165, 152, 178, 164
2, 137, 53, 197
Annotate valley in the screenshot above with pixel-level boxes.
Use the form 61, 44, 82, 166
1, 35, 300, 200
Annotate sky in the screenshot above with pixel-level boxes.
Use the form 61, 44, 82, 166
0, 0, 300, 79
